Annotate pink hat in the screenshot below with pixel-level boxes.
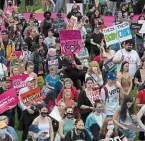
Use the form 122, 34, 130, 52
47, 48, 56, 57
13, 51, 21, 58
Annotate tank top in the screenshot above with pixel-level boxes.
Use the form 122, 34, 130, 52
63, 119, 75, 136
38, 120, 50, 137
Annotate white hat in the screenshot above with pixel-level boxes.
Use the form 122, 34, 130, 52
25, 77, 35, 83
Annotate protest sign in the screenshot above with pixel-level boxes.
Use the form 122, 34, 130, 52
116, 22, 132, 42
49, 106, 62, 121
20, 87, 43, 107
10, 74, 29, 91
66, 3, 83, 14
103, 26, 118, 46
59, 30, 82, 54
66, 16, 77, 30
140, 69, 145, 82
130, 23, 142, 30
104, 57, 116, 72
139, 23, 145, 34
53, 17, 66, 32
0, 89, 18, 114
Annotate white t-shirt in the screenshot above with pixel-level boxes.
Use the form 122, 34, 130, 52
94, 113, 103, 128
0, 63, 7, 79
113, 48, 141, 78
100, 84, 120, 116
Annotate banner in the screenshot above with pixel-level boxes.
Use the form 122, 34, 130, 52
10, 74, 29, 91
0, 89, 19, 114
116, 22, 132, 42
66, 3, 83, 14
103, 26, 118, 46
53, 17, 66, 32
20, 87, 43, 107
59, 30, 82, 54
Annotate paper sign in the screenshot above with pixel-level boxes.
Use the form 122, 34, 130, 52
66, 16, 77, 30
20, 87, 44, 107
104, 57, 116, 72
116, 22, 132, 42
66, 3, 83, 14
59, 30, 82, 54
130, 23, 142, 30
49, 106, 62, 121
0, 89, 19, 114
139, 23, 145, 34
10, 74, 29, 91
53, 17, 66, 32
103, 26, 118, 46
140, 69, 145, 82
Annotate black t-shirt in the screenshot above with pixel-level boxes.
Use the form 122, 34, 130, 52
91, 32, 103, 55
64, 129, 91, 141
24, 37, 36, 51
134, 69, 141, 82
100, 130, 125, 141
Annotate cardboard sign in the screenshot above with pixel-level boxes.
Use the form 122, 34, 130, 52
20, 87, 43, 107
66, 3, 83, 14
130, 23, 142, 30
0, 89, 19, 114
104, 57, 116, 72
140, 69, 145, 82
116, 22, 132, 42
103, 26, 118, 46
10, 74, 29, 91
66, 16, 77, 30
53, 17, 66, 32
59, 30, 82, 54
139, 23, 145, 34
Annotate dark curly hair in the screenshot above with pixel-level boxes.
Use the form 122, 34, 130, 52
120, 95, 135, 121
44, 11, 51, 18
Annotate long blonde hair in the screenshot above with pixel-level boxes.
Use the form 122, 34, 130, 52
62, 89, 72, 101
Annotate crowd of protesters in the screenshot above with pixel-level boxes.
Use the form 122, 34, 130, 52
0, 0, 145, 141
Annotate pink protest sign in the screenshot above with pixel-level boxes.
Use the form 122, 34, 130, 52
59, 30, 82, 54
10, 74, 29, 91
0, 89, 19, 114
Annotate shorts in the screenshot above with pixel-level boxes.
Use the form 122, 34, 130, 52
119, 128, 136, 139
25, 0, 34, 6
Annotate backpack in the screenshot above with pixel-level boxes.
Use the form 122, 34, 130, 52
102, 86, 109, 102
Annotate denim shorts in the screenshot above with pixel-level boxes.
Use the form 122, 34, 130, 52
119, 128, 136, 139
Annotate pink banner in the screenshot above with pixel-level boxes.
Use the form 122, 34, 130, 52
0, 89, 19, 114
59, 30, 82, 54
23, 13, 145, 27
10, 74, 29, 91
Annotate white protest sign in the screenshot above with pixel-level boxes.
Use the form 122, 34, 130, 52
116, 22, 132, 42
49, 106, 62, 121
66, 3, 83, 14
139, 23, 145, 34
103, 26, 118, 46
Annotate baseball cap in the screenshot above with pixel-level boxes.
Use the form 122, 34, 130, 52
107, 72, 117, 80
1, 77, 11, 82
25, 77, 35, 83
29, 125, 40, 133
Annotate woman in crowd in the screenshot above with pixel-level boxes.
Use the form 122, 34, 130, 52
85, 61, 103, 88
58, 106, 75, 141
75, 41, 89, 67
134, 58, 145, 86
100, 118, 128, 141
85, 99, 106, 141
10, 66, 20, 77
113, 95, 136, 141
32, 103, 54, 141
114, 11, 124, 25
117, 61, 132, 104
78, 77, 96, 123
64, 119, 91, 141
24, 62, 37, 80
0, 57, 8, 79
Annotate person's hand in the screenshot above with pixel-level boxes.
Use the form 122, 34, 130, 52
7, 105, 16, 110
114, 81, 122, 89
131, 115, 137, 121
122, 126, 128, 130
27, 108, 34, 114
